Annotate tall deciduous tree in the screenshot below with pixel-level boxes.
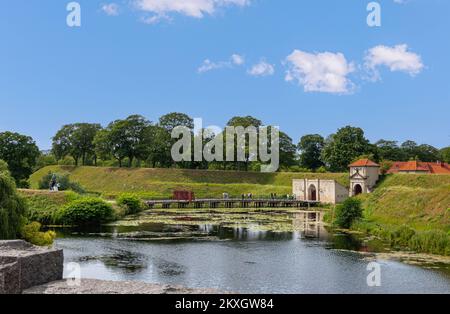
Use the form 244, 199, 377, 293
321, 126, 373, 172
298, 134, 325, 170
0, 132, 40, 185
440, 147, 450, 163
94, 115, 150, 167
375, 139, 407, 161
52, 123, 101, 166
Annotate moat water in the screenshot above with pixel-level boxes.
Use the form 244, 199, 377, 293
53, 219, 450, 294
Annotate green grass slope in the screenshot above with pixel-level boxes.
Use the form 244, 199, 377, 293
30, 165, 349, 199
359, 174, 450, 232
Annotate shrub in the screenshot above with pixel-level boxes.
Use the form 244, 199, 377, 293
0, 159, 9, 174
38, 172, 85, 194
21, 222, 56, 246
0, 172, 28, 239
334, 198, 363, 229
58, 197, 113, 226
116, 193, 144, 215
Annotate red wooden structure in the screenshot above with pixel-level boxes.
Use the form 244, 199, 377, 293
173, 190, 195, 201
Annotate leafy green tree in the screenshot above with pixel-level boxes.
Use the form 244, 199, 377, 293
321, 126, 373, 172
159, 112, 194, 133
298, 134, 325, 170
400, 141, 440, 162
226, 116, 263, 171
375, 140, 407, 161
144, 125, 172, 168
279, 131, 298, 169
0, 168, 27, 239
94, 115, 151, 167
440, 147, 450, 163
52, 123, 101, 166
0, 132, 40, 185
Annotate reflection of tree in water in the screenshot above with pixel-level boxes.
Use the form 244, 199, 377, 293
328, 233, 362, 251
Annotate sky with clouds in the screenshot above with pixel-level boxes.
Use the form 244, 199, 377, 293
0, 0, 449, 149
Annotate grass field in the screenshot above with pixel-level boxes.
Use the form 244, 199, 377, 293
358, 174, 450, 232
29, 165, 349, 199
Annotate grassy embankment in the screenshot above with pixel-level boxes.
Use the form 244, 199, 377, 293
351, 174, 450, 255
29, 165, 349, 199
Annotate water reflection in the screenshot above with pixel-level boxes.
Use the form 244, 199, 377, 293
51, 212, 450, 293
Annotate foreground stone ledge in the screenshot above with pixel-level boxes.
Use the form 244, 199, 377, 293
23, 279, 224, 294
0, 240, 63, 294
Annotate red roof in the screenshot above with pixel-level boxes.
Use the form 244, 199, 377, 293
387, 161, 450, 174
349, 159, 380, 167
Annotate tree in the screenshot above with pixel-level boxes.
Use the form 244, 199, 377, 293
94, 115, 151, 167
375, 140, 407, 161
400, 141, 440, 162
0, 165, 28, 239
321, 126, 373, 172
226, 116, 263, 171
298, 134, 325, 170
0, 132, 40, 185
159, 112, 194, 133
52, 123, 101, 166
334, 198, 363, 229
279, 131, 298, 169
144, 125, 172, 168
440, 147, 450, 163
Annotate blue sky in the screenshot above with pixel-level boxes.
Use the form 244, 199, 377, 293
1, 0, 449, 150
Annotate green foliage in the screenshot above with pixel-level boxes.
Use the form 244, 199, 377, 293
0, 131, 40, 184
35, 154, 57, 171
52, 123, 102, 166
21, 190, 79, 225
0, 159, 9, 173
321, 126, 375, 172
334, 198, 363, 229
21, 222, 56, 246
0, 172, 28, 239
38, 172, 85, 193
58, 197, 114, 226
298, 134, 325, 170
94, 115, 151, 167
117, 193, 144, 215
440, 147, 450, 163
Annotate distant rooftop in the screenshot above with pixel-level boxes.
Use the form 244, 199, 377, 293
387, 161, 450, 174
349, 159, 380, 167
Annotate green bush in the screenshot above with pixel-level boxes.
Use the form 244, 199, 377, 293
21, 222, 56, 246
116, 193, 144, 215
58, 197, 113, 226
38, 172, 85, 194
334, 198, 363, 229
0, 159, 9, 174
0, 172, 28, 239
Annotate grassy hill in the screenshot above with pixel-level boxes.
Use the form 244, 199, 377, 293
29, 165, 349, 199
358, 174, 450, 232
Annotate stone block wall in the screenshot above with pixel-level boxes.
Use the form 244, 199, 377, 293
0, 240, 63, 294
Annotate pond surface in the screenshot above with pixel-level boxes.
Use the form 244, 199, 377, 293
54, 209, 450, 294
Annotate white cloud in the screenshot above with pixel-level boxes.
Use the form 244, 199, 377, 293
284, 50, 355, 94
135, 0, 250, 23
364, 44, 424, 80
231, 54, 245, 66
101, 3, 120, 16
198, 54, 245, 73
248, 60, 275, 77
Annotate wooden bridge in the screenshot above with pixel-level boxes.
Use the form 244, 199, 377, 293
145, 198, 321, 209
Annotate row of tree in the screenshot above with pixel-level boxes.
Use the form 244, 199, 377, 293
0, 112, 449, 186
